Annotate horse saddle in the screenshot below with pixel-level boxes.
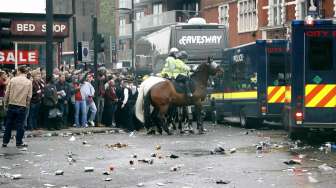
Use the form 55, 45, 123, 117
172, 77, 195, 94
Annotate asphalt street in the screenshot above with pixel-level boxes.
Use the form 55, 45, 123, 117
0, 123, 336, 188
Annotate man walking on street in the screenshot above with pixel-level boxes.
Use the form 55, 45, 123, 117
2, 66, 32, 148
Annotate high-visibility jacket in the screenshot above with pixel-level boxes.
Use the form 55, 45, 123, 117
160, 57, 190, 78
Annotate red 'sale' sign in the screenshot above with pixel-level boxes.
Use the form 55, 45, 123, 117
0, 50, 39, 64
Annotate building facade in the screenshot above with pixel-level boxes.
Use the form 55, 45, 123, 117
116, 0, 200, 68
201, 0, 336, 48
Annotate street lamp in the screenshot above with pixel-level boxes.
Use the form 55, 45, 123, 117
117, 0, 135, 76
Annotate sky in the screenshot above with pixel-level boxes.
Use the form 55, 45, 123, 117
0, 0, 46, 14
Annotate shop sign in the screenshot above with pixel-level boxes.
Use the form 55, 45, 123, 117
11, 20, 69, 37
0, 50, 39, 64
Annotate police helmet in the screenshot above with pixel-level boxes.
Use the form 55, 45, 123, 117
169, 47, 179, 56
177, 51, 188, 60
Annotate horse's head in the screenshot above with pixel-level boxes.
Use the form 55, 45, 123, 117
206, 57, 223, 76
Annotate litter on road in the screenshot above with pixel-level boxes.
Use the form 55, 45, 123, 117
284, 159, 302, 165
55, 170, 64, 175
84, 167, 94, 172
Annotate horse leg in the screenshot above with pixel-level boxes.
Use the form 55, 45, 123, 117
151, 109, 162, 135
195, 104, 204, 134
186, 106, 194, 133
159, 105, 171, 135
177, 107, 183, 133
144, 91, 155, 135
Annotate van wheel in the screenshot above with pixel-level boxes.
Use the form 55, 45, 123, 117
240, 111, 247, 128
282, 110, 289, 131
289, 127, 306, 140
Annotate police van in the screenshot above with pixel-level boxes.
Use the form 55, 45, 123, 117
210, 39, 288, 127
283, 18, 336, 138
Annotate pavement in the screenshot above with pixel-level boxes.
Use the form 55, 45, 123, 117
0, 127, 121, 139
0, 123, 336, 188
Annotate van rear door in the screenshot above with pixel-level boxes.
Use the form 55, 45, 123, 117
304, 28, 336, 123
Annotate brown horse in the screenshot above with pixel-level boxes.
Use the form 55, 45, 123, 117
135, 58, 222, 134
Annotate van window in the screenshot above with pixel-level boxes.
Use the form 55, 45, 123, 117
268, 53, 285, 86
308, 37, 333, 71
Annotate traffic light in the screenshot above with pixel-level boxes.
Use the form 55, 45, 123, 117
0, 18, 12, 49
77, 41, 82, 61
97, 33, 105, 52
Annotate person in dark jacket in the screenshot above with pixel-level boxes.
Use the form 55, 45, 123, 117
27, 69, 44, 130
42, 76, 59, 130
96, 74, 106, 126
56, 73, 71, 128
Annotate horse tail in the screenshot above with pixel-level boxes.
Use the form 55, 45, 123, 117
143, 90, 152, 129
135, 84, 146, 123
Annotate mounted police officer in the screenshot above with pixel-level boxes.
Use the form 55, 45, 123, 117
160, 48, 192, 98
161, 47, 179, 78
175, 51, 192, 98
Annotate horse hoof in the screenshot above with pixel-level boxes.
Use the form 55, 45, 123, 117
146, 130, 156, 135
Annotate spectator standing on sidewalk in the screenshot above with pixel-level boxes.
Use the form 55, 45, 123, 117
0, 71, 9, 132
56, 73, 71, 128
2, 66, 32, 148
42, 76, 59, 130
73, 75, 87, 128
27, 69, 44, 130
104, 79, 118, 127
96, 73, 106, 126
82, 74, 96, 127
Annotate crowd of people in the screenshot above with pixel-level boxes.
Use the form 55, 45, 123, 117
1, 65, 140, 147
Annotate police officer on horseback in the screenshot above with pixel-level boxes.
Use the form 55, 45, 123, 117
161, 48, 193, 98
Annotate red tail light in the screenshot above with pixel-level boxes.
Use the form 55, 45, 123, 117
261, 106, 266, 115
295, 111, 303, 124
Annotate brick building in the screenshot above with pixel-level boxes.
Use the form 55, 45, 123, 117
201, 0, 336, 48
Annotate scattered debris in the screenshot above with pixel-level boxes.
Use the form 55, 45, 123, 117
229, 148, 237, 154
55, 170, 64, 176
216, 180, 230, 184
211, 146, 225, 155
44, 184, 56, 187
0, 166, 11, 170
156, 145, 162, 150
256, 177, 264, 183
284, 159, 302, 165
318, 164, 334, 172
136, 183, 145, 187
104, 177, 113, 181
84, 167, 94, 172
109, 165, 115, 172
129, 160, 134, 165
132, 154, 138, 158
150, 153, 157, 157
69, 136, 76, 142
169, 154, 179, 159
96, 156, 104, 160
308, 176, 318, 183
102, 171, 111, 175
11, 174, 22, 180
19, 147, 28, 151
106, 142, 128, 149
156, 182, 166, 186
82, 141, 88, 145
170, 165, 182, 172
138, 158, 154, 165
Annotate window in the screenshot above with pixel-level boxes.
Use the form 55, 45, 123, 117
268, 53, 285, 86
269, 0, 283, 26
307, 37, 333, 71
153, 3, 162, 15
218, 4, 229, 26
135, 11, 144, 21
231, 55, 257, 91
238, 0, 257, 32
